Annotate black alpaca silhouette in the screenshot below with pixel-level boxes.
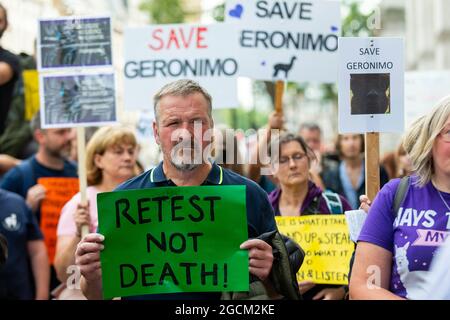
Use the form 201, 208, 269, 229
273, 56, 297, 78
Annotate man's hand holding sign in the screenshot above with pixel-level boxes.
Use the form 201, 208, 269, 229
240, 238, 274, 282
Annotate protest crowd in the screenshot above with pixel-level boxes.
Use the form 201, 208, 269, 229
1, 0, 450, 303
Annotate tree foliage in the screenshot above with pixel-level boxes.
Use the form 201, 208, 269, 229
139, 0, 185, 24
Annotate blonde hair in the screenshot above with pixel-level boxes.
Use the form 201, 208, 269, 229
403, 95, 450, 187
86, 126, 137, 186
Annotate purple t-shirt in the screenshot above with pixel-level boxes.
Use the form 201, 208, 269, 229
358, 176, 450, 299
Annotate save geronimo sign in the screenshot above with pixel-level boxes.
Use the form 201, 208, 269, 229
97, 185, 249, 299
338, 37, 404, 133
225, 0, 340, 83
123, 23, 240, 112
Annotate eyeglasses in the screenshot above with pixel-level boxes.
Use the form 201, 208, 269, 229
278, 153, 307, 165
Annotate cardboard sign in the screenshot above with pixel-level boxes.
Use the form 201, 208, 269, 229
123, 23, 240, 113
37, 16, 113, 71
405, 70, 450, 127
97, 186, 249, 299
225, 0, 340, 83
38, 177, 79, 264
39, 72, 117, 128
23, 70, 40, 121
338, 37, 404, 133
276, 215, 354, 285
344, 209, 367, 243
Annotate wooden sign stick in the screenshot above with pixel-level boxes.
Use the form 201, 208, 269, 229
77, 127, 89, 237
275, 80, 285, 114
365, 132, 380, 201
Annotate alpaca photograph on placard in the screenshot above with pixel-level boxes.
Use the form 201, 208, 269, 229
273, 56, 297, 79
350, 73, 391, 115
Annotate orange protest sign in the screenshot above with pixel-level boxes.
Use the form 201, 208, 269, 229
38, 177, 79, 264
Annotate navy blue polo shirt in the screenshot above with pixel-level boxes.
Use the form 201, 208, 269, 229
113, 161, 277, 300
0, 189, 43, 300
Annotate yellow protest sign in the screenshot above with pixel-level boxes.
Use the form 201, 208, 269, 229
276, 215, 354, 285
23, 70, 40, 121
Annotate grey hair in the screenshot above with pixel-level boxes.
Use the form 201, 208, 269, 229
153, 79, 212, 123
299, 122, 322, 134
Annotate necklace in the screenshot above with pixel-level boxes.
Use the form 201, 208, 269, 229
437, 188, 450, 212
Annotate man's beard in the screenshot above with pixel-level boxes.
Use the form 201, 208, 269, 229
170, 159, 199, 171
46, 145, 70, 159
169, 140, 203, 172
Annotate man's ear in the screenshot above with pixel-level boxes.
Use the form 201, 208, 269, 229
34, 129, 44, 144
153, 120, 160, 145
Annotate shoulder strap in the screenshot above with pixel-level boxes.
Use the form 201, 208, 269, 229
321, 191, 343, 214
17, 157, 35, 196
392, 176, 410, 217
302, 195, 320, 215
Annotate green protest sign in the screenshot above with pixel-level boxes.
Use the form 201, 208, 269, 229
97, 185, 249, 299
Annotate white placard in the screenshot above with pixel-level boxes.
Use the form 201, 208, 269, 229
344, 209, 367, 243
39, 71, 117, 128
225, 0, 340, 83
124, 23, 240, 113
405, 70, 450, 128
338, 37, 404, 133
37, 16, 113, 71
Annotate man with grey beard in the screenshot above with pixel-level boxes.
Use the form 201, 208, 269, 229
76, 79, 278, 300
